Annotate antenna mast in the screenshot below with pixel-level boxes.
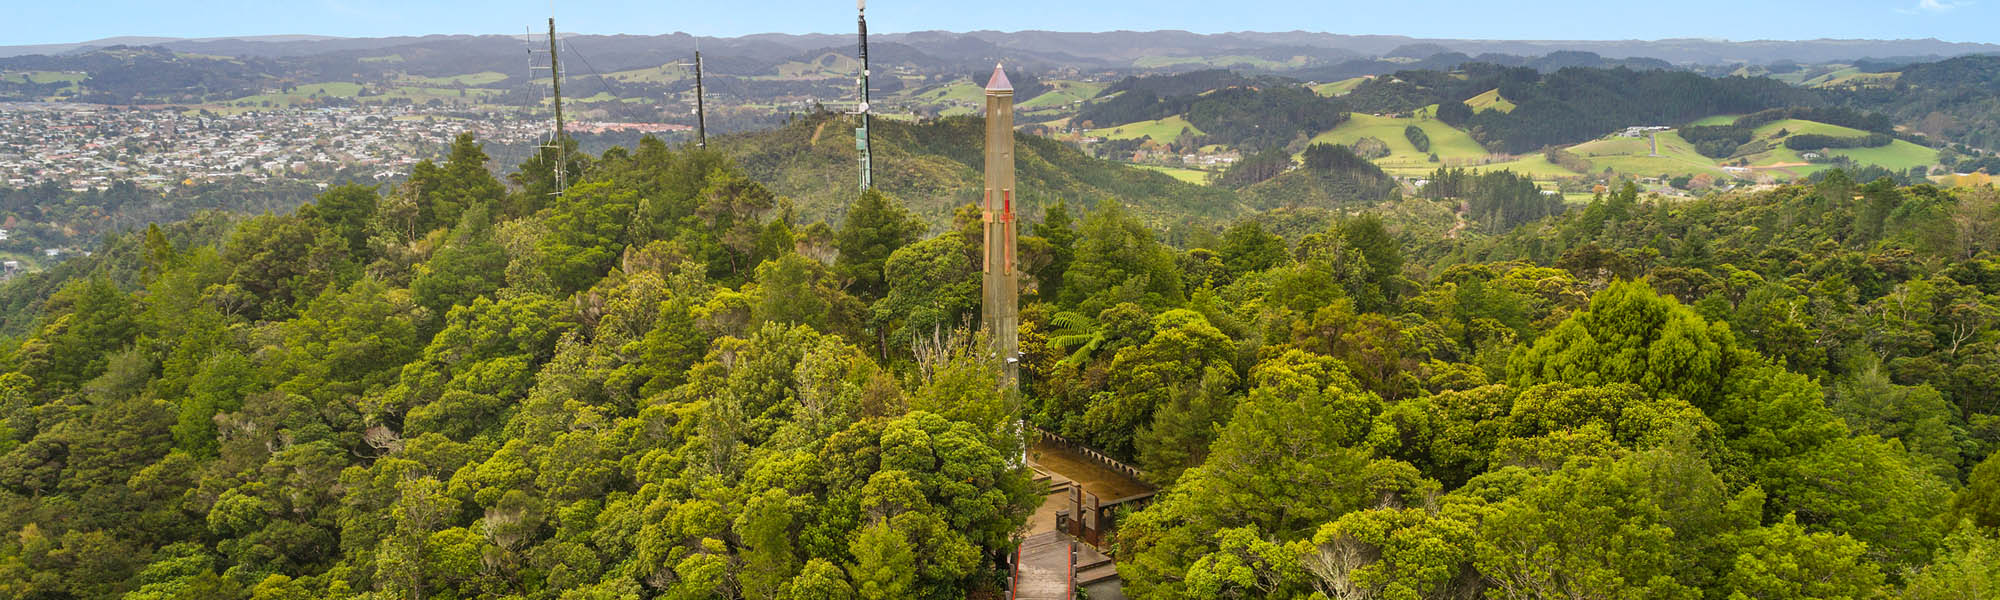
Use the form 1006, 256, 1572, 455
548, 18, 565, 141
528, 18, 568, 196
694, 49, 707, 148
855, 0, 872, 191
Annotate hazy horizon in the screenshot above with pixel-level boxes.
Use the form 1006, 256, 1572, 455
6, 0, 1995, 47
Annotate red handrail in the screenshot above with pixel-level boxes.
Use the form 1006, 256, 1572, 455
1008, 543, 1020, 600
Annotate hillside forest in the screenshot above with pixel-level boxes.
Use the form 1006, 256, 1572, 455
0, 125, 1998, 600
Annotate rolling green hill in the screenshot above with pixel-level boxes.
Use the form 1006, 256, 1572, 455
1310, 76, 1372, 97
1136, 165, 1212, 184
1805, 68, 1900, 89
715, 112, 1242, 227
1464, 154, 1585, 179
1569, 131, 1729, 178
0, 70, 84, 85
775, 53, 861, 78
1826, 140, 1937, 170
604, 63, 691, 84
1132, 55, 1307, 70
1733, 118, 1938, 172
403, 71, 510, 86
1085, 115, 1204, 141
227, 82, 364, 106
1689, 115, 1744, 126
1304, 113, 1489, 176
1018, 80, 1107, 110
1464, 88, 1516, 113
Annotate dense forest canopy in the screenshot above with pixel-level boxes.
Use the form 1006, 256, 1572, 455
1335, 64, 1817, 153
0, 119, 1996, 600
1079, 70, 1351, 151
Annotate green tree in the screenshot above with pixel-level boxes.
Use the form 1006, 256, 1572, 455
1475, 459, 1706, 600
737, 489, 804, 600
539, 181, 639, 294
1217, 220, 1288, 280
171, 351, 258, 457
1510, 280, 1734, 414
1338, 215, 1404, 313
1829, 364, 1966, 479
407, 133, 505, 235
508, 135, 592, 216
1062, 200, 1184, 313
411, 205, 508, 328
847, 521, 915, 600
218, 213, 354, 321
692, 167, 780, 280
874, 232, 977, 349
1951, 449, 2000, 531
783, 559, 855, 600
1902, 528, 2000, 599
1030, 200, 1079, 300
1725, 515, 1886, 600
300, 183, 380, 260
13, 276, 139, 393
835, 189, 925, 302
752, 252, 863, 337
1119, 350, 1410, 597
1082, 309, 1237, 466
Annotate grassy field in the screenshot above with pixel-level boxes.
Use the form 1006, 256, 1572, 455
1734, 64, 1850, 86
229, 82, 511, 107
1940, 173, 1999, 187
1739, 119, 1937, 170
912, 81, 983, 104
1816, 71, 1899, 89
605, 64, 690, 84
228, 82, 364, 106
2, 71, 85, 85
1827, 140, 1938, 171
1464, 154, 1586, 179
383, 86, 502, 102
1310, 77, 1371, 97
1800, 67, 1865, 87
1019, 80, 1107, 110
1688, 115, 1744, 127
1136, 165, 1212, 184
405, 72, 509, 86
898, 80, 988, 117
776, 53, 860, 78
1751, 118, 1870, 138
1088, 115, 1205, 141
1561, 192, 1599, 206
1569, 131, 1729, 178
1304, 113, 1489, 174
1796, 67, 1900, 89
1133, 55, 1305, 70
1463, 88, 1516, 113
1751, 163, 1832, 180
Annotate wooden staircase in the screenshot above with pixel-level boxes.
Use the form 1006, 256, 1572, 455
1012, 531, 1073, 600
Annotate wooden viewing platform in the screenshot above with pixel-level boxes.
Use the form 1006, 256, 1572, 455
1010, 433, 1156, 600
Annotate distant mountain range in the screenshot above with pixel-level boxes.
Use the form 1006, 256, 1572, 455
3, 31, 1996, 67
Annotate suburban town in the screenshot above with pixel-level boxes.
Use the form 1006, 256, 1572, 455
0, 102, 553, 191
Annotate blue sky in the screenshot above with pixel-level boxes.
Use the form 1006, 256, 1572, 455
6, 0, 1993, 45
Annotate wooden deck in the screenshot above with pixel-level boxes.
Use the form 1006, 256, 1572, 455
1012, 532, 1073, 600
1010, 436, 1155, 599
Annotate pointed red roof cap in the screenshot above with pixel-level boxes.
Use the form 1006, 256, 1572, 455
985, 63, 1013, 92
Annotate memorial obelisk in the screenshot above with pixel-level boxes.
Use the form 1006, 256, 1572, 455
981, 64, 1020, 387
